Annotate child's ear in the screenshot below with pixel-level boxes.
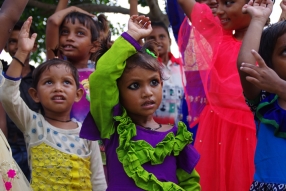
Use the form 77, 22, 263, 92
74, 88, 84, 102
90, 41, 101, 53
28, 87, 40, 103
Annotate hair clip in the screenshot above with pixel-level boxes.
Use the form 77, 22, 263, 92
146, 49, 157, 58
0, 60, 5, 87
92, 16, 98, 22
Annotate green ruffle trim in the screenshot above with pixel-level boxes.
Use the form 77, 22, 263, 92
114, 109, 194, 191
256, 94, 279, 129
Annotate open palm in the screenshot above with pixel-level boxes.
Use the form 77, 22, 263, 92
18, 16, 37, 54
242, 0, 273, 23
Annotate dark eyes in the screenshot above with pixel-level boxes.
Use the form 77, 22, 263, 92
8, 39, 17, 44
44, 81, 52, 85
60, 29, 69, 35
127, 80, 160, 90
151, 80, 159, 86
225, 1, 234, 6
128, 83, 139, 90
64, 80, 71, 85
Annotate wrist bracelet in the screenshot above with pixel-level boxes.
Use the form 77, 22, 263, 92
12, 56, 25, 67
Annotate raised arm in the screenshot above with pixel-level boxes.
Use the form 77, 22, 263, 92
237, 0, 273, 100
0, 0, 28, 51
177, 0, 197, 20
129, 0, 138, 16
90, 15, 152, 139
45, 6, 93, 59
55, 0, 69, 12
0, 17, 37, 132
279, 0, 286, 22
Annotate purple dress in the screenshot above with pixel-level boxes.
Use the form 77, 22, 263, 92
81, 109, 199, 191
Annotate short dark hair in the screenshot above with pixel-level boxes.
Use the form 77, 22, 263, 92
122, 40, 164, 80
259, 20, 286, 69
13, 21, 35, 37
150, 21, 170, 38
31, 59, 80, 89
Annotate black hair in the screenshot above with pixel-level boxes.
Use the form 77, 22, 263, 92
150, 21, 170, 38
122, 40, 164, 80
259, 20, 286, 69
31, 59, 80, 89
60, 11, 110, 62
13, 21, 35, 37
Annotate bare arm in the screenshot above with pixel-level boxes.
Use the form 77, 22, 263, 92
129, 0, 138, 16
0, 102, 7, 137
177, 0, 197, 20
55, 0, 69, 12
0, 0, 28, 51
45, 6, 93, 59
279, 0, 286, 22
237, 0, 273, 100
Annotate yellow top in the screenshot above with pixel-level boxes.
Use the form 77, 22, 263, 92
30, 143, 92, 191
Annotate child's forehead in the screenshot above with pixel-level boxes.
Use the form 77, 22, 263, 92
122, 67, 160, 79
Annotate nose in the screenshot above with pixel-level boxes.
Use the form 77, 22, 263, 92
142, 86, 153, 98
54, 82, 63, 92
66, 33, 75, 41
216, 4, 224, 16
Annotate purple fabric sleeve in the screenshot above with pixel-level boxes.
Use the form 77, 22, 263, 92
3, 72, 21, 81
177, 144, 200, 173
121, 32, 142, 51
80, 104, 122, 140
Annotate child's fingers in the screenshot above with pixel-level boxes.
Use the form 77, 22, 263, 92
251, 49, 267, 68
30, 33, 38, 42
245, 76, 261, 87
240, 63, 260, 77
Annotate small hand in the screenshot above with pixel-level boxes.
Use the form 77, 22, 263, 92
240, 50, 283, 94
17, 16, 37, 55
126, 15, 152, 41
242, 0, 273, 25
281, 0, 286, 11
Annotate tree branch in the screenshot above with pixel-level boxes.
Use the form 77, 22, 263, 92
27, 0, 144, 16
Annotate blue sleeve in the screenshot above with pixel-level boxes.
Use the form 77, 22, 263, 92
166, 0, 185, 42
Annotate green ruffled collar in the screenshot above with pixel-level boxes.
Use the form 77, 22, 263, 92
114, 109, 193, 190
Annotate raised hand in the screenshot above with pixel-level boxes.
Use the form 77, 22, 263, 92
281, 0, 286, 11
242, 0, 273, 25
17, 16, 37, 55
240, 50, 284, 94
127, 15, 152, 41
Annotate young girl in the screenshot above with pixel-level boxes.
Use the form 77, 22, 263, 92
46, 5, 110, 119
0, 17, 107, 191
80, 15, 201, 190
176, 0, 257, 190
237, 0, 286, 189
46, 5, 110, 173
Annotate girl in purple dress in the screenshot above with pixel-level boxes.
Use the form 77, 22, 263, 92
80, 15, 200, 191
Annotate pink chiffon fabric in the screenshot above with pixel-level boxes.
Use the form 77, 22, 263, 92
178, 3, 256, 191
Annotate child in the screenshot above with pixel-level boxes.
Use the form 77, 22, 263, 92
0, 20, 41, 181
80, 15, 201, 190
46, 6, 110, 174
0, 17, 107, 191
237, 0, 286, 189
176, 0, 257, 190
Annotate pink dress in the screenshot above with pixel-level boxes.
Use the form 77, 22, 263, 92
178, 3, 256, 191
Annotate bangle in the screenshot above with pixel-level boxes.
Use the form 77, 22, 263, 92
12, 56, 25, 67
